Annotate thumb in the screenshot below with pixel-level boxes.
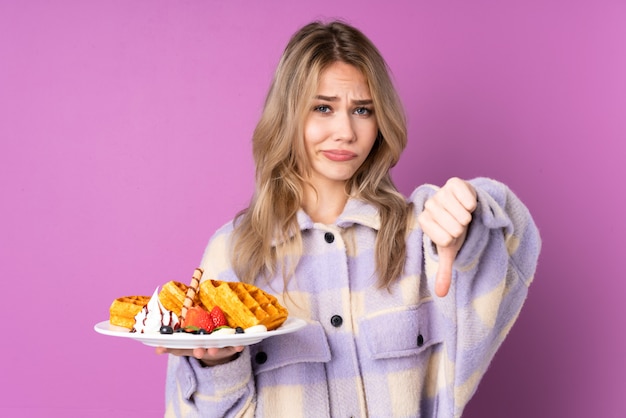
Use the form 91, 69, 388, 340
435, 245, 457, 297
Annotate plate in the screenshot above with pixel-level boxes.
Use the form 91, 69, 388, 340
94, 317, 307, 349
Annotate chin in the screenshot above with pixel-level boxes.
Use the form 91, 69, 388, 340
328, 172, 356, 183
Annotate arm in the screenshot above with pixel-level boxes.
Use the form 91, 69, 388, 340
161, 225, 257, 417
413, 177, 541, 416
163, 350, 255, 418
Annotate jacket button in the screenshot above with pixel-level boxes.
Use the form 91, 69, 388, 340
330, 315, 343, 327
417, 334, 424, 347
255, 352, 268, 364
324, 232, 335, 243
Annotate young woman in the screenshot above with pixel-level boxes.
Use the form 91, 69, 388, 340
157, 20, 541, 418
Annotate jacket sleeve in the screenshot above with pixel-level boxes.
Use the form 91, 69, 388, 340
164, 350, 255, 417
164, 224, 257, 418
411, 177, 541, 417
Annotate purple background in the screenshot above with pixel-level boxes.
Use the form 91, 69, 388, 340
1, 1, 624, 417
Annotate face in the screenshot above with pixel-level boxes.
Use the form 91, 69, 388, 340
303, 61, 378, 191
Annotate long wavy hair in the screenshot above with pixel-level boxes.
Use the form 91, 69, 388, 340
230, 20, 412, 288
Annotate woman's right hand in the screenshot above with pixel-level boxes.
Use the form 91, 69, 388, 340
156, 345, 244, 367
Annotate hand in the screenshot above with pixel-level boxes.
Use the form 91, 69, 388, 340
156, 345, 245, 367
418, 177, 477, 297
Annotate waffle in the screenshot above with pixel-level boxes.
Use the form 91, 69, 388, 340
158, 281, 193, 317
109, 295, 150, 329
198, 280, 288, 330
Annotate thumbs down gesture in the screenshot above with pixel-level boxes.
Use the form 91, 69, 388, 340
417, 178, 477, 297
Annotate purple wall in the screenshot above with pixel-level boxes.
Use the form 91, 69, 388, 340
1, 1, 624, 417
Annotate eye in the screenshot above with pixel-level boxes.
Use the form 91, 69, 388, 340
354, 107, 372, 116
314, 105, 331, 113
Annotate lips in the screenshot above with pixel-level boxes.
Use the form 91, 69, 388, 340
321, 149, 357, 162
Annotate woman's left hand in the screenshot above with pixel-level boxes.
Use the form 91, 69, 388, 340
418, 177, 477, 297
155, 345, 245, 367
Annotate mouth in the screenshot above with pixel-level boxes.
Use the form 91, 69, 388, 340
321, 150, 357, 162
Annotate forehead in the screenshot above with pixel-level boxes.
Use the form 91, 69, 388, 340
315, 62, 371, 96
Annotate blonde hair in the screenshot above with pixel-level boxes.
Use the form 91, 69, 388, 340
231, 20, 412, 288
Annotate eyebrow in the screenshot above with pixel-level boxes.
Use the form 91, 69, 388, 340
314, 95, 373, 106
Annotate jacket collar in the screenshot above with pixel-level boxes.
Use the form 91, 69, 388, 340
296, 197, 381, 231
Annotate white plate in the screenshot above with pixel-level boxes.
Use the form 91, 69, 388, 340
94, 317, 307, 349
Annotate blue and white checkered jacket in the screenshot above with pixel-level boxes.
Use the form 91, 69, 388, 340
165, 177, 541, 418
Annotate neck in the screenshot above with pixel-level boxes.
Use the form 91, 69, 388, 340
302, 180, 349, 224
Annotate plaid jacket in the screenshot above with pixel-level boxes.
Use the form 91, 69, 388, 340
165, 177, 541, 418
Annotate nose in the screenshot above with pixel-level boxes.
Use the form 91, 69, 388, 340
333, 112, 356, 142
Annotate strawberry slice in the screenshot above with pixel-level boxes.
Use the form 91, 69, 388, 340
182, 306, 214, 333
209, 306, 228, 328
